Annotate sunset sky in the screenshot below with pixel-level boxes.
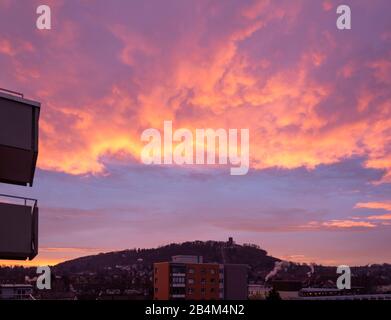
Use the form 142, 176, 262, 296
0, 0, 390, 267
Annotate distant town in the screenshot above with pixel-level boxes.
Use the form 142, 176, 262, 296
1, 238, 391, 300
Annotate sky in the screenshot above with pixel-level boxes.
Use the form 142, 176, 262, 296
0, 0, 390, 267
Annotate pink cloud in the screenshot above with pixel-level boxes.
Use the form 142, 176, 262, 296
367, 214, 391, 221
0, 37, 34, 57
355, 201, 391, 211
356, 201, 391, 221
321, 220, 377, 229
322, 1, 333, 12
0, 0, 389, 185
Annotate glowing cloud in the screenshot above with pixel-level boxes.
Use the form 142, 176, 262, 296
0, 1, 388, 183
355, 202, 391, 212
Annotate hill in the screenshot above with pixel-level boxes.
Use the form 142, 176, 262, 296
2, 240, 391, 297
53, 240, 391, 288
55, 239, 279, 281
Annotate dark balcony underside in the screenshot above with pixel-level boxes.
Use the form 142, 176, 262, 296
0, 202, 38, 261
0, 145, 38, 186
0, 91, 40, 187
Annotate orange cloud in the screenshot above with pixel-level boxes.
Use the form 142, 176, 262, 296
1, 247, 111, 267
367, 214, 391, 221
355, 201, 391, 211
0, 39, 15, 56
0, 258, 63, 267
40, 247, 106, 254
355, 201, 391, 221
37, 37, 389, 183
322, 220, 377, 229
0, 37, 34, 57
301, 219, 378, 230
322, 1, 333, 12
0, 1, 388, 184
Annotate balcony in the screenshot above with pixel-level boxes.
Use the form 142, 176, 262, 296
0, 194, 38, 260
0, 89, 40, 186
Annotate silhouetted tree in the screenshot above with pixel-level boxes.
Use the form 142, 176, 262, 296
266, 288, 281, 301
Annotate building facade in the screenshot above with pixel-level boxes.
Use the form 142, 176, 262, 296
154, 256, 248, 300
0, 89, 40, 261
0, 284, 33, 300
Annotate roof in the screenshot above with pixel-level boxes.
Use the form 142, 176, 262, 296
0, 91, 41, 108
300, 288, 341, 292
0, 284, 33, 288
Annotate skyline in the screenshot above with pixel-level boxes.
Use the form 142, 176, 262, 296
0, 0, 390, 266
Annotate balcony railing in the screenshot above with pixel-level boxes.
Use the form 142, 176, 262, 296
0, 194, 38, 260
0, 89, 40, 187
0, 193, 37, 212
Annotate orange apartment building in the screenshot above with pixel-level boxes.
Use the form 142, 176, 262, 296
154, 255, 247, 300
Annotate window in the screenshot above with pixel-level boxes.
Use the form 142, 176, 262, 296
172, 266, 186, 274
210, 278, 215, 283
155, 288, 158, 292
188, 268, 195, 274
172, 276, 185, 284
210, 269, 216, 275
201, 288, 205, 294
171, 287, 186, 295
188, 288, 194, 294
155, 278, 158, 283
201, 268, 206, 274
188, 278, 194, 285
210, 288, 215, 293
201, 278, 206, 285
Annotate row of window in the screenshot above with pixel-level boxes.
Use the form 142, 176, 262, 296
192, 278, 218, 285
171, 267, 186, 274
155, 277, 223, 285
187, 268, 218, 275
154, 267, 222, 275
154, 286, 224, 295
187, 287, 224, 295
172, 276, 185, 284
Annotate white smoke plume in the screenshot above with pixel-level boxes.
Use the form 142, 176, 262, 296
265, 261, 290, 282
307, 263, 315, 278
